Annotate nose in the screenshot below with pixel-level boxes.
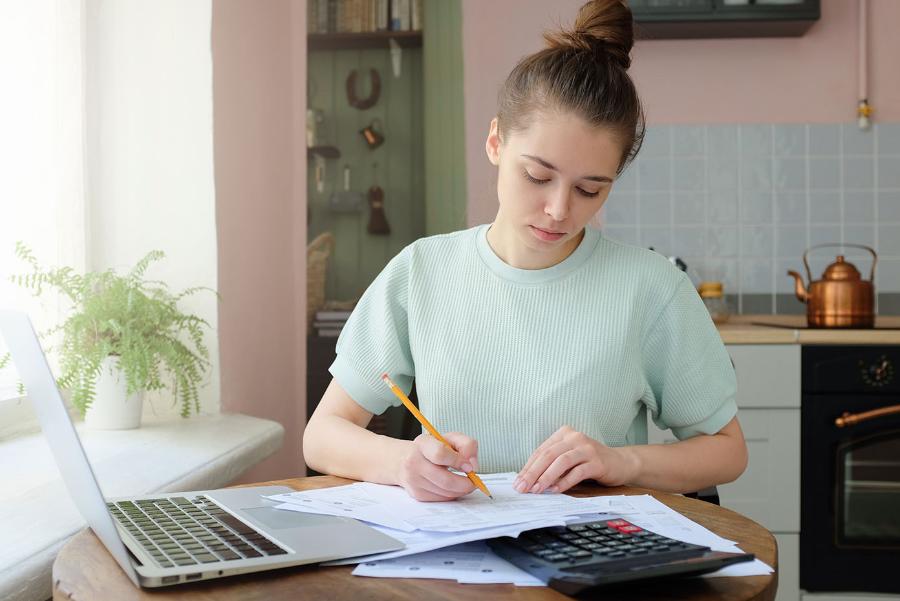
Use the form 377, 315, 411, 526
544, 188, 569, 222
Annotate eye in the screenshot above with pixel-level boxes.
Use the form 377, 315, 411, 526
575, 187, 600, 198
522, 170, 549, 185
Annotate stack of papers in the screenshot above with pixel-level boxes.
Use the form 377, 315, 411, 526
266, 473, 773, 586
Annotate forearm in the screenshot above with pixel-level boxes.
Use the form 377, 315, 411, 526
620, 431, 748, 494
303, 413, 412, 485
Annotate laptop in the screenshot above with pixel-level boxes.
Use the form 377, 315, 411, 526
0, 310, 404, 588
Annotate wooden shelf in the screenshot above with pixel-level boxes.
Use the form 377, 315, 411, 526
308, 30, 422, 51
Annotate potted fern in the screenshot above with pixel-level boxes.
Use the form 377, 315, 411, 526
10, 243, 214, 429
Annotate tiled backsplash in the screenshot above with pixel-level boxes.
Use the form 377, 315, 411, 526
600, 122, 900, 313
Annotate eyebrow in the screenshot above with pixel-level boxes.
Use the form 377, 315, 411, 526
521, 154, 614, 183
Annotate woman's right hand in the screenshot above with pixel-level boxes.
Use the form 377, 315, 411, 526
397, 432, 479, 501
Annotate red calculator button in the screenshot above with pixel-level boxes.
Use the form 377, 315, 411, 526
606, 520, 629, 528
617, 525, 642, 533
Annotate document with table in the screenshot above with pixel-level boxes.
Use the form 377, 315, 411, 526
265, 473, 773, 586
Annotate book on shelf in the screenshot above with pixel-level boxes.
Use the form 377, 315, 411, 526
316, 328, 343, 338
315, 309, 353, 321
309, 0, 416, 34
313, 320, 347, 329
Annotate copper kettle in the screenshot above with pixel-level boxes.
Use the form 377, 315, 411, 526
787, 244, 877, 328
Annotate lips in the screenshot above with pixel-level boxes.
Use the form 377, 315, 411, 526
530, 225, 566, 242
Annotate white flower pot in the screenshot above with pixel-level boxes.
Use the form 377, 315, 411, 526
84, 356, 144, 430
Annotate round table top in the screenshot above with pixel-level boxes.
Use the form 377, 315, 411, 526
52, 476, 776, 601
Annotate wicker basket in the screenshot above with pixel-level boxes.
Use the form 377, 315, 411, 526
307, 232, 334, 328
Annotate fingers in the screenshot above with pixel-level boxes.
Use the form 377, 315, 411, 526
401, 434, 478, 502
515, 440, 572, 493
517, 426, 569, 483
442, 432, 479, 471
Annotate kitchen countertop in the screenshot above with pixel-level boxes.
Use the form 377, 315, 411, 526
717, 314, 900, 344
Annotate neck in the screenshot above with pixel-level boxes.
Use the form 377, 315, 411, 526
486, 221, 585, 270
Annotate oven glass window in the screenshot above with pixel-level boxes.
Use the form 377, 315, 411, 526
837, 431, 900, 547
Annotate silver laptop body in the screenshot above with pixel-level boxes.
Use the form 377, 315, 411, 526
0, 310, 403, 587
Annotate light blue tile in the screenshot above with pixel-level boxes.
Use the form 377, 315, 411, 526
638, 159, 671, 191
615, 165, 637, 190
774, 124, 806, 156
879, 123, 900, 155
708, 157, 738, 189
708, 125, 739, 157
878, 189, 900, 221
672, 191, 706, 225
601, 226, 639, 246
776, 225, 808, 258
842, 225, 876, 261
843, 189, 875, 223
878, 224, 900, 257
639, 191, 671, 225
603, 192, 637, 225
709, 190, 738, 224
777, 258, 804, 293
741, 225, 774, 257
741, 258, 774, 294
809, 190, 841, 223
741, 124, 772, 157
708, 225, 738, 257
809, 157, 839, 189
842, 123, 875, 155
774, 158, 806, 190
672, 126, 705, 156
843, 157, 875, 189
701, 258, 739, 293
809, 225, 842, 248
876, 258, 900, 292
741, 158, 772, 190
672, 226, 707, 257
741, 190, 773, 224
641, 126, 671, 157
775, 191, 807, 224
809, 124, 839, 156
672, 158, 705, 191
639, 227, 673, 256
878, 157, 900, 188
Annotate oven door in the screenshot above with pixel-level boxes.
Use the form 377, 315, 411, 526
801, 394, 900, 593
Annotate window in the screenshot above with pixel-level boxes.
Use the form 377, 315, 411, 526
0, 0, 86, 438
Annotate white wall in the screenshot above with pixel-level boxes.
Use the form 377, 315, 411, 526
85, 0, 219, 417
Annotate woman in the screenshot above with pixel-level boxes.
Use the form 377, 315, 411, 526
303, 0, 747, 502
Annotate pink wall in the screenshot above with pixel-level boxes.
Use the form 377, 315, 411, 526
463, 0, 900, 226
212, 0, 308, 483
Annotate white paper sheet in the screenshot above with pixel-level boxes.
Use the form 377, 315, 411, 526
352, 541, 545, 586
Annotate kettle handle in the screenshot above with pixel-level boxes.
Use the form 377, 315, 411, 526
802, 243, 877, 282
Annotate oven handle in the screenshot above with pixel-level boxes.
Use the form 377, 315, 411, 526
835, 404, 900, 427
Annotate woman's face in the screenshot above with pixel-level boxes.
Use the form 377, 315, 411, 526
485, 111, 622, 269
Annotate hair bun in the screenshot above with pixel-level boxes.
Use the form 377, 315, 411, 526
544, 0, 634, 70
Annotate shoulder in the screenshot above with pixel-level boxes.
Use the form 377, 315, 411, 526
593, 232, 686, 289
401, 226, 480, 267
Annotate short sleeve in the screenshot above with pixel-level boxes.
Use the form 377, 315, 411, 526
328, 246, 414, 415
640, 272, 738, 440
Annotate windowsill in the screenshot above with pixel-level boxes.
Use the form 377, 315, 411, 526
0, 412, 284, 601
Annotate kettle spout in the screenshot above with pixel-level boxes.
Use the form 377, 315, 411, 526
787, 270, 808, 302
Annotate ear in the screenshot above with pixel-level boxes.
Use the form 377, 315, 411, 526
485, 117, 502, 166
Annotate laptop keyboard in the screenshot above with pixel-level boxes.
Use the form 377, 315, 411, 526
106, 496, 288, 568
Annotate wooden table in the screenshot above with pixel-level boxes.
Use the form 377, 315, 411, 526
52, 476, 777, 601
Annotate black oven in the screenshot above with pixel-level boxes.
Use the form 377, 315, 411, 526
801, 345, 900, 593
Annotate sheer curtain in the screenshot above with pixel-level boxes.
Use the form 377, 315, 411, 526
0, 1, 86, 424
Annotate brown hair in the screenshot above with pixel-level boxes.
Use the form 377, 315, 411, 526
496, 0, 644, 174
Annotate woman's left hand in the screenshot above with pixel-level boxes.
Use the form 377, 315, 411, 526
514, 425, 641, 494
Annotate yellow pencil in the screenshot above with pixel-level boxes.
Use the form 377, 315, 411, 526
381, 373, 493, 500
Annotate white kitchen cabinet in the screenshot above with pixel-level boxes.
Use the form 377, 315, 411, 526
728, 344, 801, 408
775, 533, 799, 601
648, 407, 800, 532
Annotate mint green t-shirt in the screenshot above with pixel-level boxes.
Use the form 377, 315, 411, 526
329, 225, 737, 473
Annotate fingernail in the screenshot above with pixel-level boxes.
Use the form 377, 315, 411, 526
547, 486, 559, 494
514, 480, 525, 492
460, 462, 473, 473
530, 483, 542, 494
513, 477, 521, 488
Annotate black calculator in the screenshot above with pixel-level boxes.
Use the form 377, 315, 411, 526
487, 517, 754, 596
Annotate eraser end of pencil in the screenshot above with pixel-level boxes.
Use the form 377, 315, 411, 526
381, 372, 389, 381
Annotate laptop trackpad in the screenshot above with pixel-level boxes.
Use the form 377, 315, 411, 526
240, 506, 342, 530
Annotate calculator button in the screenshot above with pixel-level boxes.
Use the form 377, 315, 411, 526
545, 553, 570, 562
